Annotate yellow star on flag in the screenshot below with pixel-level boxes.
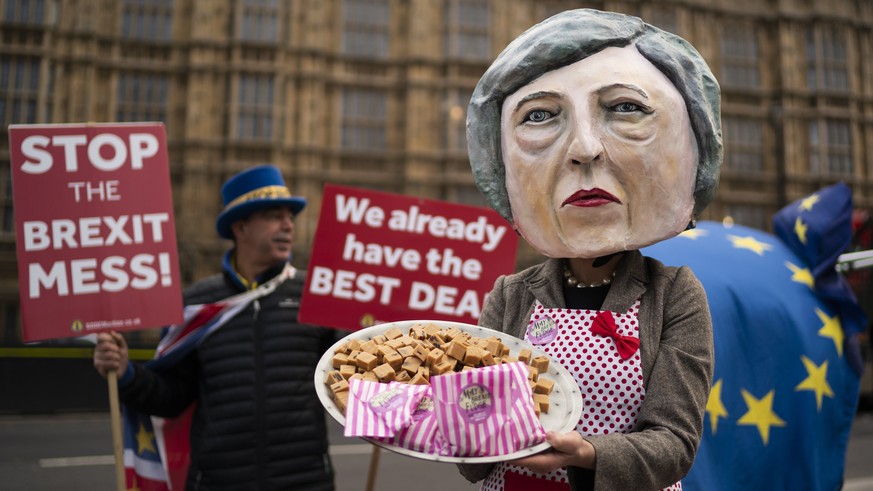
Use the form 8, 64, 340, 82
136, 423, 157, 456
679, 228, 708, 240
795, 356, 834, 411
727, 235, 774, 256
816, 308, 843, 356
785, 261, 814, 288
799, 193, 820, 211
706, 379, 728, 434
794, 217, 808, 244
737, 389, 786, 445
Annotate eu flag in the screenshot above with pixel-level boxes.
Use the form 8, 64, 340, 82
643, 184, 864, 490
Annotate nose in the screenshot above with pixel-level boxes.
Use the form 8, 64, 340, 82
566, 119, 603, 166
281, 212, 294, 231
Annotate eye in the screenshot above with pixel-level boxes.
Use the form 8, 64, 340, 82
612, 102, 642, 113
523, 109, 554, 123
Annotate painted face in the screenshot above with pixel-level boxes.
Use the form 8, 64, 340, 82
500, 46, 698, 259
234, 207, 295, 267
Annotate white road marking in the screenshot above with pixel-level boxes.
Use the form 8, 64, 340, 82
39, 455, 115, 467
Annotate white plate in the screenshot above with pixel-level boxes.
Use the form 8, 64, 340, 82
314, 319, 584, 464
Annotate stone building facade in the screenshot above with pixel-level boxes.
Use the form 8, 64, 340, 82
1, 0, 871, 343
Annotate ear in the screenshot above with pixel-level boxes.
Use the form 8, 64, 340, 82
231, 220, 246, 240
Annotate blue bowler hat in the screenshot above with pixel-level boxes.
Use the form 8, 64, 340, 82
215, 165, 307, 239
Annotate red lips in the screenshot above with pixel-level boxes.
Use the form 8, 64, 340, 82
561, 188, 621, 208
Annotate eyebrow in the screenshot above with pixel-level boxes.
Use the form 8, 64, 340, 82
512, 90, 564, 113
596, 83, 649, 99
512, 83, 650, 113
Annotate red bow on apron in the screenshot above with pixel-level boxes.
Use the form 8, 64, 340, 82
590, 311, 640, 360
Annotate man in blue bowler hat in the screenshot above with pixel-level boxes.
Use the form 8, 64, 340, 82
95, 165, 336, 491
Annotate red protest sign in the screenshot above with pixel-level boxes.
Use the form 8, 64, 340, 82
9, 123, 183, 341
299, 184, 518, 331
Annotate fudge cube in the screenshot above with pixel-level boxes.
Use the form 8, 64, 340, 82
531, 355, 550, 374
373, 363, 396, 382
332, 352, 350, 369
401, 355, 422, 375
339, 364, 357, 380
355, 351, 379, 371
518, 348, 532, 364
324, 370, 344, 386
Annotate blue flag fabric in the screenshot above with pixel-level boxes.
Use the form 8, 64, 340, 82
643, 220, 862, 491
773, 182, 853, 280
773, 182, 868, 371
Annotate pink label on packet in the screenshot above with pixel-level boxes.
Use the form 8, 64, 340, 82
526, 315, 559, 345
368, 387, 407, 415
458, 384, 494, 424
411, 396, 434, 423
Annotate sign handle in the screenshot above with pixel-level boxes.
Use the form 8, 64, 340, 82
365, 446, 381, 491
108, 371, 127, 491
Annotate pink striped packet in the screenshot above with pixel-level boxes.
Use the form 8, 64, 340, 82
373, 389, 445, 454
505, 362, 546, 450
431, 361, 546, 457
344, 379, 429, 438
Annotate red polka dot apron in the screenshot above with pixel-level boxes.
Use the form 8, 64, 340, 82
480, 300, 681, 491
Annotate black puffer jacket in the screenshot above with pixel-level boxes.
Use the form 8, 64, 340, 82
120, 263, 336, 491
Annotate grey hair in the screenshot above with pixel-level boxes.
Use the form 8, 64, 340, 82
467, 8, 722, 223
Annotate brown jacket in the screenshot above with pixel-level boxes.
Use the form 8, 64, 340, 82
458, 251, 713, 490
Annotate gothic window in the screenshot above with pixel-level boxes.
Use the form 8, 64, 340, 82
237, 74, 275, 141
445, 88, 472, 152
116, 71, 169, 123
122, 0, 173, 41
809, 119, 852, 176
342, 0, 390, 59
444, 0, 490, 60
722, 116, 764, 174
807, 25, 849, 92
722, 22, 760, 89
3, 0, 45, 24
341, 87, 387, 151
237, 0, 279, 43
0, 57, 40, 127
